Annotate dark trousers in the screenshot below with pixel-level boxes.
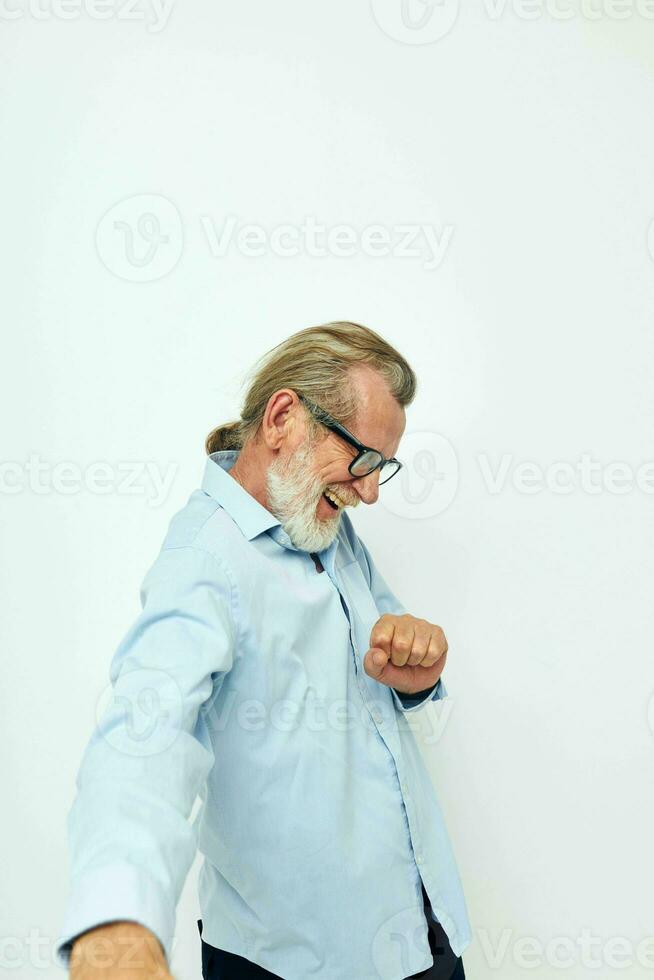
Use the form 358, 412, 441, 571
197, 884, 466, 979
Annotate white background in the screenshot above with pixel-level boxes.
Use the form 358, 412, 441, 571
2, 2, 654, 978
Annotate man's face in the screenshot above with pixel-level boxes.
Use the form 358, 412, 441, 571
266, 372, 406, 553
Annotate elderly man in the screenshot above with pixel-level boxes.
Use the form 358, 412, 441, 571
57, 322, 471, 980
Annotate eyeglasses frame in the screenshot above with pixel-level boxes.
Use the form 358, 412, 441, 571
297, 392, 403, 486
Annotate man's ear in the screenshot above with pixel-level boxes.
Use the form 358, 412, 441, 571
262, 389, 298, 449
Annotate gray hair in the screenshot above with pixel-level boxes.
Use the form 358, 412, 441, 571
205, 320, 417, 454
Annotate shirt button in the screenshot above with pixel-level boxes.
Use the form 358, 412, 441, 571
416, 852, 423, 865
401, 781, 409, 795
372, 710, 383, 725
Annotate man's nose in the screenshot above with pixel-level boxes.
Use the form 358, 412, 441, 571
351, 470, 380, 505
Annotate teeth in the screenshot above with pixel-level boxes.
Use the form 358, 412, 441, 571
324, 489, 345, 509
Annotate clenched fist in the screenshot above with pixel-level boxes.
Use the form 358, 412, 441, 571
363, 613, 448, 696
69, 922, 173, 980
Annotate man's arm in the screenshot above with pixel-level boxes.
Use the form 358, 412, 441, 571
352, 533, 447, 712
57, 545, 236, 973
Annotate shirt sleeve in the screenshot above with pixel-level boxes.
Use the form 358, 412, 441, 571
352, 532, 448, 713
55, 545, 236, 969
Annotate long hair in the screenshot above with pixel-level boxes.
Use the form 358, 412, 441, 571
204, 321, 417, 454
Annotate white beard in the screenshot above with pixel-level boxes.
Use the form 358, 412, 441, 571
266, 440, 343, 553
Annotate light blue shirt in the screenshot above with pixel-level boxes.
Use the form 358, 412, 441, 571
57, 450, 471, 979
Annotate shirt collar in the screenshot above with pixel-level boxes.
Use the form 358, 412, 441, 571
200, 452, 339, 564
201, 451, 281, 542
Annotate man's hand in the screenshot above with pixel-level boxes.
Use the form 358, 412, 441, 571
363, 614, 448, 696
69, 921, 173, 980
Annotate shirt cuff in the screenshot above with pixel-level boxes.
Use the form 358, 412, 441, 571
55, 861, 175, 969
391, 676, 447, 712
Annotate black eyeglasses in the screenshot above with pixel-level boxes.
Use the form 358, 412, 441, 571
298, 393, 403, 486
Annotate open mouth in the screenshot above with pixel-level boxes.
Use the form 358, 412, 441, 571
322, 490, 343, 511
